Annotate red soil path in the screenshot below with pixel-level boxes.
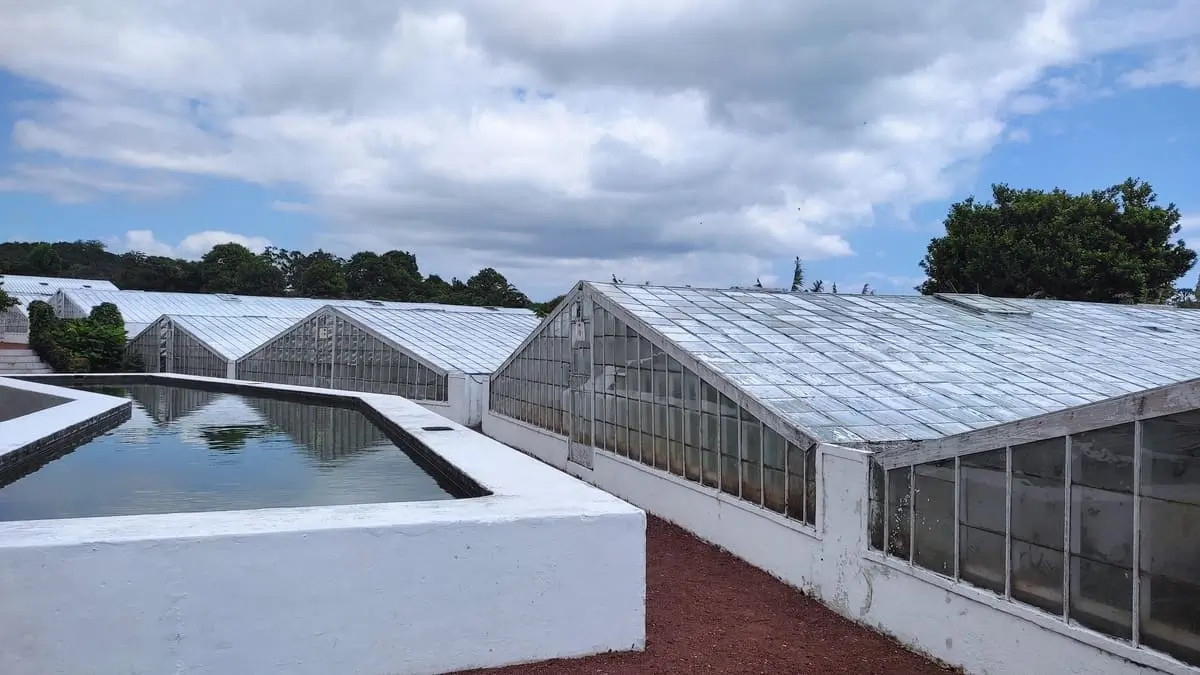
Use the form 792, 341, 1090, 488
457, 516, 959, 675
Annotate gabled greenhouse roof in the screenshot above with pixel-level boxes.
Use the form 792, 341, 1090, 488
0, 274, 118, 295
143, 314, 299, 361
57, 288, 535, 338
331, 305, 542, 375
2, 274, 120, 315
583, 281, 1200, 446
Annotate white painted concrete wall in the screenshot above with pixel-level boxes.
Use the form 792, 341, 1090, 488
0, 375, 646, 675
483, 411, 1196, 675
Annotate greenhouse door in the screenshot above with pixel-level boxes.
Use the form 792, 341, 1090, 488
567, 298, 594, 469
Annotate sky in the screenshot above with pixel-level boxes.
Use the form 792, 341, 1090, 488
0, 1, 1197, 302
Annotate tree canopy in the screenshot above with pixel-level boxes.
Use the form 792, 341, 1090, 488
919, 178, 1196, 303
0, 240, 543, 309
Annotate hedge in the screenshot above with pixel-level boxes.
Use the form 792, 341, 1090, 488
27, 300, 139, 373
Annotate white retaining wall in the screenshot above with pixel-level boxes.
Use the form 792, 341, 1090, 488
0, 375, 646, 675
483, 411, 1194, 675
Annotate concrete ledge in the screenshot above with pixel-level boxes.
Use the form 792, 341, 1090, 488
0, 377, 131, 476
0, 373, 647, 675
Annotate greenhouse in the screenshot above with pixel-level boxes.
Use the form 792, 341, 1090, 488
49, 287, 440, 338
483, 281, 1200, 675
236, 304, 540, 427
127, 314, 297, 378
0, 274, 118, 342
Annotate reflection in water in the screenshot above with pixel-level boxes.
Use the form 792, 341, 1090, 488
0, 385, 457, 522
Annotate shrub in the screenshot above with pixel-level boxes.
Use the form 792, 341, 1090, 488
27, 300, 131, 373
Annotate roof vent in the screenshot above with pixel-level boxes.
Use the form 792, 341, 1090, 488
215, 294, 242, 302
933, 293, 1032, 317
365, 300, 385, 307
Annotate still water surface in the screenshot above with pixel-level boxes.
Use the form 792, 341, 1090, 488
0, 385, 456, 522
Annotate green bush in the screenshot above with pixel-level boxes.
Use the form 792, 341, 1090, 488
27, 300, 130, 373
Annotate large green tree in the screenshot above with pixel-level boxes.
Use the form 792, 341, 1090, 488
919, 178, 1196, 303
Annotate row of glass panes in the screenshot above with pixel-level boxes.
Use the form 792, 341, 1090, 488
869, 412, 1200, 667
237, 316, 449, 401
169, 328, 227, 378
489, 311, 572, 435
490, 295, 818, 526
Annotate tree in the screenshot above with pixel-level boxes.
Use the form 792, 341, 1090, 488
0, 279, 17, 311
199, 243, 284, 295
29, 243, 62, 274
461, 268, 532, 308
790, 257, 804, 292
298, 256, 348, 298
809, 280, 824, 293
532, 293, 566, 318
919, 178, 1196, 303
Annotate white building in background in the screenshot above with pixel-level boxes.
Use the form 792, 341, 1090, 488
237, 304, 541, 428
483, 280, 1200, 675
126, 314, 299, 378
0, 274, 119, 343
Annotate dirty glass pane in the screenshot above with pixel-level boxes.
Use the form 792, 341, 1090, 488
683, 368, 702, 482
651, 346, 669, 470
804, 442, 816, 526
762, 425, 787, 514
1070, 423, 1134, 640
667, 358, 685, 477
959, 448, 1006, 594
1139, 411, 1200, 665
886, 467, 912, 559
719, 393, 740, 496
786, 441, 806, 522
914, 459, 955, 577
739, 408, 763, 506
869, 460, 885, 551
700, 382, 721, 488
1010, 437, 1066, 615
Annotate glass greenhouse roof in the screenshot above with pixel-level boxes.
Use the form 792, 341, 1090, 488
57, 288, 535, 338
590, 282, 1200, 445
333, 305, 542, 374
2, 275, 120, 315
148, 315, 299, 361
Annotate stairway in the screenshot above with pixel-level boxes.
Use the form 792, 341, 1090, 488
0, 347, 53, 375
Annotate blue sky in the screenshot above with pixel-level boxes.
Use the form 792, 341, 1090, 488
0, 3, 1198, 301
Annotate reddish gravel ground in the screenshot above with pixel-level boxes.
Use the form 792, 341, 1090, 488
457, 516, 958, 675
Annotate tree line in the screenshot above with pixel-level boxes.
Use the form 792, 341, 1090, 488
1, 177, 1195, 316
0, 240, 564, 314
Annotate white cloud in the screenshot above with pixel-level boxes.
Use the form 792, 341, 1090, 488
0, 1, 1197, 297
0, 163, 184, 203
1122, 44, 1200, 88
117, 230, 272, 259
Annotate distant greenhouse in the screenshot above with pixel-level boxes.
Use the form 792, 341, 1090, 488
0, 274, 119, 343
127, 314, 298, 378
50, 287, 450, 339
483, 281, 1200, 673
236, 304, 540, 427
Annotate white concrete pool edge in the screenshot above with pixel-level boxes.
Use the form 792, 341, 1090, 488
0, 376, 131, 465
0, 374, 647, 675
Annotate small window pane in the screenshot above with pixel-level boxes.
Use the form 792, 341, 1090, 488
959, 448, 1006, 594
1070, 424, 1135, 640
1010, 437, 1066, 615
913, 459, 955, 577
719, 393, 740, 496
762, 425, 787, 514
739, 408, 763, 505
786, 441, 806, 522
886, 467, 912, 559
1140, 411, 1200, 665
869, 460, 885, 550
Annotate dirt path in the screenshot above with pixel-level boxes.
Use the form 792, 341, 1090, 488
457, 516, 957, 675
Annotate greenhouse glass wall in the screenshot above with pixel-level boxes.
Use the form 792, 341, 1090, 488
236, 305, 539, 427
869, 388, 1200, 668
484, 281, 1200, 675
0, 274, 118, 343
127, 314, 297, 378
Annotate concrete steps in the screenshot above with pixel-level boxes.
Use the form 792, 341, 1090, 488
0, 348, 53, 375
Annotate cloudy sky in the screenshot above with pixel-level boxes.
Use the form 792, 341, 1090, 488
0, 1, 1197, 300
